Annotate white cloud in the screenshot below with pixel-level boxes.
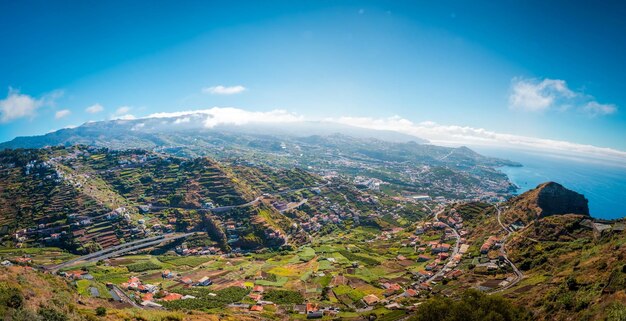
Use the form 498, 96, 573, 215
202, 85, 246, 95
115, 106, 131, 115
141, 107, 626, 163
173, 117, 191, 124
85, 103, 104, 114
147, 107, 303, 127
328, 115, 626, 163
110, 106, 135, 120
582, 102, 617, 117
55, 109, 71, 119
115, 114, 136, 120
509, 78, 575, 112
131, 123, 145, 131
0, 88, 42, 122
0, 88, 64, 122
509, 77, 618, 116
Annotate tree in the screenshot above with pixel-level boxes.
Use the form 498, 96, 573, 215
38, 307, 67, 321
95, 307, 106, 316
409, 289, 532, 321
6, 290, 24, 309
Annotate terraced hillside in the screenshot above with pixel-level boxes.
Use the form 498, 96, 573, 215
74, 150, 256, 207
504, 214, 626, 320
443, 183, 626, 321
229, 165, 322, 193
0, 146, 322, 254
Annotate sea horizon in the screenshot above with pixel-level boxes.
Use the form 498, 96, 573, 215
476, 147, 626, 220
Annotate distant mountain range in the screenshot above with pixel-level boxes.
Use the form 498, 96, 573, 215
0, 117, 428, 150
0, 115, 521, 200
0, 115, 515, 168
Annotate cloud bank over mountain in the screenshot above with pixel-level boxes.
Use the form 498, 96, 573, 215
137, 107, 626, 163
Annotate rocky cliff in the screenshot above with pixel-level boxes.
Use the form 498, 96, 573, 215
535, 182, 589, 216
503, 182, 589, 225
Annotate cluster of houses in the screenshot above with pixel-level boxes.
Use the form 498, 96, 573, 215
13, 204, 141, 250
480, 236, 501, 254
297, 194, 373, 232
116, 272, 215, 307
130, 216, 178, 240
1, 256, 33, 267
222, 219, 286, 247
60, 269, 94, 280
407, 210, 470, 288
385, 162, 513, 203
353, 176, 383, 191
293, 303, 340, 319
469, 235, 508, 274
246, 285, 277, 313
22, 158, 68, 186
175, 244, 222, 256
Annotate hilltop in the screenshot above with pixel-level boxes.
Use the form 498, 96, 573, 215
462, 182, 626, 320
501, 182, 589, 226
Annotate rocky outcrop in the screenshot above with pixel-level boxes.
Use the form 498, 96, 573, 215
535, 182, 589, 217
504, 182, 589, 225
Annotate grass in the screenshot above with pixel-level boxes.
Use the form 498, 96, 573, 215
76, 279, 91, 296
329, 252, 351, 265
349, 266, 391, 283
0, 247, 77, 264
255, 275, 289, 286
76, 279, 112, 299
318, 260, 333, 270
299, 271, 313, 282
127, 261, 162, 272
157, 255, 213, 267
374, 308, 406, 321
333, 285, 365, 302
297, 247, 316, 262
268, 266, 300, 277
89, 266, 130, 284
519, 273, 549, 286
316, 274, 333, 287
313, 244, 338, 253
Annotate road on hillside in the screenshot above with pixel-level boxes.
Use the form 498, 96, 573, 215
47, 234, 167, 271
490, 205, 524, 294
111, 284, 144, 309
50, 183, 331, 272
279, 199, 308, 213
48, 232, 194, 272
437, 149, 456, 161
148, 195, 263, 212
149, 182, 330, 213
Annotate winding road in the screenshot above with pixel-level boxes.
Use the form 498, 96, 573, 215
422, 203, 523, 293
489, 205, 524, 294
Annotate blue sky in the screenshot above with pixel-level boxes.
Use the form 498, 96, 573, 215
1, 1, 625, 159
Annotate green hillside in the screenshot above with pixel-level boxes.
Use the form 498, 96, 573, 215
0, 146, 324, 254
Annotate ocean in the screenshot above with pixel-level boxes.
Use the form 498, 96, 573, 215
475, 148, 626, 220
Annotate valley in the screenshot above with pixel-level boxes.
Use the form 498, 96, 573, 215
1, 140, 623, 321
